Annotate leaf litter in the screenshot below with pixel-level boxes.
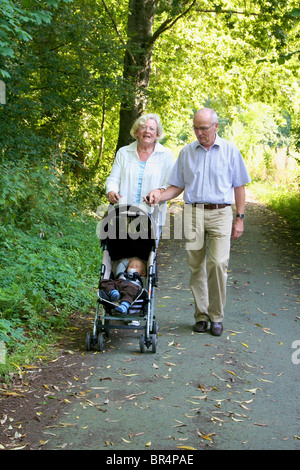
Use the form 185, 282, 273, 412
1, 207, 298, 450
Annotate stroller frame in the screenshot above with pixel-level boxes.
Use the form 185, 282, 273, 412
86, 204, 159, 353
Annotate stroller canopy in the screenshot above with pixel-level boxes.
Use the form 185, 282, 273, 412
99, 205, 157, 261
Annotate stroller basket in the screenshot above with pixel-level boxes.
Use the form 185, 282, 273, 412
86, 204, 159, 354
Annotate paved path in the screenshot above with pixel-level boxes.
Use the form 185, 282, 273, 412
41, 197, 300, 451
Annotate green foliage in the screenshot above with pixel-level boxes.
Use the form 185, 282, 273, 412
0, 0, 73, 75
0, 223, 100, 317
0, 318, 24, 347
0, 158, 101, 357
0, 0, 126, 181
222, 103, 291, 158
149, 4, 300, 151
2, 0, 300, 171
250, 181, 300, 234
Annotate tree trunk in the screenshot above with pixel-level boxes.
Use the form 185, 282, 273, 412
116, 0, 157, 151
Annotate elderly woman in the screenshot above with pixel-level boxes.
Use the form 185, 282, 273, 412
106, 113, 175, 229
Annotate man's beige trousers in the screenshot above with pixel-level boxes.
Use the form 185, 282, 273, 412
184, 205, 233, 323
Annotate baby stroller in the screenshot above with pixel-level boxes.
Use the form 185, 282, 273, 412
85, 204, 159, 353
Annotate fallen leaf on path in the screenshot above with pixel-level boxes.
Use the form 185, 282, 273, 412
172, 423, 187, 429
125, 392, 146, 401
45, 422, 76, 428
177, 445, 198, 450
211, 416, 226, 424
104, 440, 114, 446
39, 440, 49, 446
257, 308, 276, 316
188, 395, 207, 400
21, 365, 40, 369
129, 431, 145, 439
0, 414, 8, 425
255, 324, 276, 335
10, 445, 28, 450
212, 372, 226, 381
196, 429, 215, 442
0, 390, 24, 397
245, 362, 257, 369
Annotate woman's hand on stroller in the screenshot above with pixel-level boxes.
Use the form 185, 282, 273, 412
107, 191, 122, 204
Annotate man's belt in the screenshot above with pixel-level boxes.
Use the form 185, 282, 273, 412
187, 203, 231, 210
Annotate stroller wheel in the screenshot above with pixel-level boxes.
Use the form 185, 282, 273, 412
85, 332, 92, 351
151, 334, 157, 353
97, 333, 104, 352
151, 320, 159, 335
139, 334, 146, 353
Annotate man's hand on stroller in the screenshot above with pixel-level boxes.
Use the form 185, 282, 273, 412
144, 189, 162, 206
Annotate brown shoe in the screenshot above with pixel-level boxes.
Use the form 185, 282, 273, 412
210, 322, 223, 336
194, 321, 208, 333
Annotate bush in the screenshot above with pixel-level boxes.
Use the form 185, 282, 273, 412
0, 159, 102, 360
250, 181, 300, 233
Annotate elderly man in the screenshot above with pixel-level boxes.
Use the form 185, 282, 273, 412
146, 108, 251, 336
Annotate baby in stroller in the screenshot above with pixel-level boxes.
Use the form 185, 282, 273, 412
98, 257, 146, 314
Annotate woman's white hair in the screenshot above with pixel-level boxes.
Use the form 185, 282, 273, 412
130, 113, 165, 141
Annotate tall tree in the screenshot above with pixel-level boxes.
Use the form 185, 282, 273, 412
111, 0, 197, 150
104, 0, 300, 150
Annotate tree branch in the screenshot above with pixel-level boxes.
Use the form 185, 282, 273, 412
150, 0, 262, 46
151, 0, 197, 45
101, 0, 136, 64
101, 0, 125, 45
195, 7, 259, 16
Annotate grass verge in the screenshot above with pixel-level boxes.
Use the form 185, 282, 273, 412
249, 181, 300, 236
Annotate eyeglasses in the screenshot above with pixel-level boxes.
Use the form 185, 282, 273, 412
193, 122, 216, 132
139, 125, 156, 133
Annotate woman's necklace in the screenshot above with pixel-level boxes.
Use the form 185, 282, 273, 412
137, 143, 155, 161
138, 146, 153, 153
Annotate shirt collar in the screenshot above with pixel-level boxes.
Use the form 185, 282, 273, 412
194, 133, 221, 150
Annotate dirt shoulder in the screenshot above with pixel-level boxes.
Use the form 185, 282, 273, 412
0, 314, 90, 450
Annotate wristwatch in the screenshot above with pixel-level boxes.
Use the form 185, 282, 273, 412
236, 214, 245, 219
